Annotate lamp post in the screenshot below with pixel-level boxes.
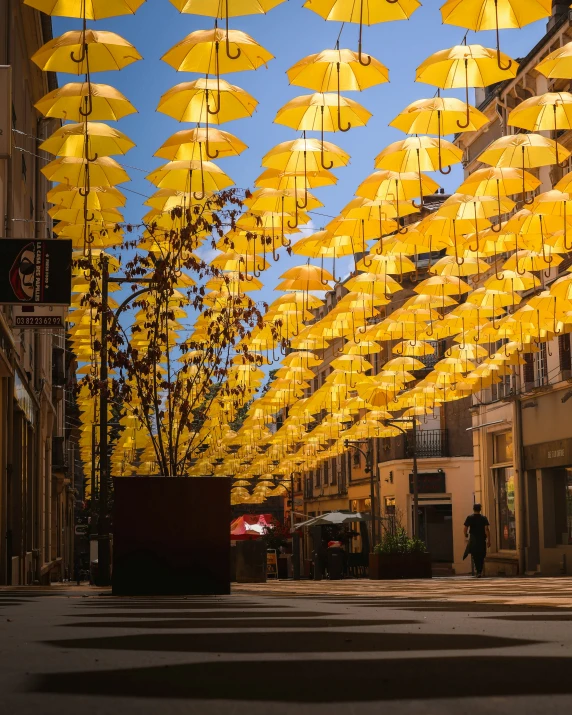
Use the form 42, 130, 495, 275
272, 470, 301, 580
385, 418, 420, 540
343, 439, 376, 546
344, 417, 420, 544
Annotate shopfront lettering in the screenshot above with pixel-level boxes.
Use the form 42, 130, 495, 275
548, 449, 565, 459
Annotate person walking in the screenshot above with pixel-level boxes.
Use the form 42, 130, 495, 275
463, 503, 491, 578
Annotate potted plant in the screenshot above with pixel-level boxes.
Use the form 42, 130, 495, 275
370, 519, 431, 580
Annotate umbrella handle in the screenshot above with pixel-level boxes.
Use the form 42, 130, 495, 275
411, 150, 424, 210
225, 0, 241, 60
287, 197, 299, 230
456, 65, 471, 130
296, 170, 308, 209
70, 15, 88, 65
336, 65, 351, 131
564, 203, 572, 251
320, 108, 334, 169
494, 0, 512, 72
357, 0, 372, 68
204, 116, 220, 159
437, 125, 452, 175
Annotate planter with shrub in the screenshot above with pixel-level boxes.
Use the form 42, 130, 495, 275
369, 528, 432, 580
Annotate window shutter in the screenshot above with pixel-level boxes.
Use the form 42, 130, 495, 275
523, 353, 535, 384
559, 334, 572, 373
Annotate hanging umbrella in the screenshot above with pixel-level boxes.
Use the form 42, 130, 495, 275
31, 29, 142, 74
275, 93, 372, 132
390, 97, 488, 173
508, 92, 572, 164
255, 167, 337, 190
287, 48, 388, 131
157, 78, 258, 123
440, 0, 551, 70
375, 135, 463, 173
146, 160, 233, 196
40, 122, 135, 158
154, 127, 247, 161
304, 0, 421, 65
24, 0, 146, 18
41, 156, 130, 186
535, 41, 572, 79
169, 0, 286, 60
48, 184, 126, 209
416, 43, 517, 127
35, 82, 137, 121
162, 27, 274, 74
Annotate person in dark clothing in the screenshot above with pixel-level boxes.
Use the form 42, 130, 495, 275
463, 503, 491, 577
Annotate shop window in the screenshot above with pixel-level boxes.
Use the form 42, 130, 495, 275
559, 334, 572, 374
550, 468, 572, 546
495, 467, 516, 550
493, 432, 513, 464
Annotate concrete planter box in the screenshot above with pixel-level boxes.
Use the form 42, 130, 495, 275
235, 540, 267, 583
369, 552, 432, 580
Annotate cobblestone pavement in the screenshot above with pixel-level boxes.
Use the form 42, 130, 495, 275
2, 579, 572, 715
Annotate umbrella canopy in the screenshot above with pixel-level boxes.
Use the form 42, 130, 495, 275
31, 30, 142, 75
294, 510, 372, 529
24, 0, 146, 19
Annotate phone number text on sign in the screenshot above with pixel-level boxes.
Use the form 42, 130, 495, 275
15, 316, 64, 327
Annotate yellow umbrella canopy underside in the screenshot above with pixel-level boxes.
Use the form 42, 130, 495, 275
24, 0, 146, 19
169, 0, 286, 15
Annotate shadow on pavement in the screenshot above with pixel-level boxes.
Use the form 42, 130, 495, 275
32, 656, 572, 702
60, 618, 418, 630
43, 631, 536, 653
81, 602, 281, 610
67, 610, 322, 619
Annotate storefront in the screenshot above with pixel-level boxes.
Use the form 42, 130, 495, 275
378, 456, 474, 575
523, 437, 572, 575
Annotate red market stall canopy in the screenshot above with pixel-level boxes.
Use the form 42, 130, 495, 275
230, 514, 274, 540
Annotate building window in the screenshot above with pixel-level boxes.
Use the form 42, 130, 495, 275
384, 496, 396, 516
323, 461, 329, 484
495, 467, 516, 550
330, 458, 337, 485
493, 432, 513, 464
353, 450, 361, 467
535, 343, 548, 386
559, 334, 571, 374
315, 468, 321, 487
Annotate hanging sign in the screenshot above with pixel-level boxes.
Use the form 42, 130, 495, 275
13, 305, 66, 328
0, 239, 72, 305
0, 66, 11, 159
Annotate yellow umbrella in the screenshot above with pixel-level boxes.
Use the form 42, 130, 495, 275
50, 206, 124, 224
508, 92, 572, 163
355, 170, 440, 219
168, 0, 285, 61
478, 133, 569, 177
40, 122, 135, 158
440, 0, 551, 70
390, 96, 488, 134
146, 160, 233, 196
31, 30, 142, 75
275, 93, 372, 136
458, 167, 540, 204
255, 167, 337, 190
24, 0, 146, 18
35, 82, 137, 121
390, 97, 487, 174
416, 44, 517, 127
47, 184, 126, 209
154, 127, 247, 161
41, 156, 130, 186
157, 78, 258, 123
288, 47, 388, 91
162, 28, 273, 75
375, 136, 463, 173
535, 41, 572, 79
263, 137, 349, 173
304, 0, 421, 65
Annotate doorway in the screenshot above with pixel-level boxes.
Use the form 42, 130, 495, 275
418, 504, 454, 563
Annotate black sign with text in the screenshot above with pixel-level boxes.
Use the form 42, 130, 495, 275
409, 471, 446, 494
0, 239, 72, 305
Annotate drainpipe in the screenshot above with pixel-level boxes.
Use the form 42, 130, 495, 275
513, 371, 527, 576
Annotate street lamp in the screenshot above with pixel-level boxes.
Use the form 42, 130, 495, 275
343, 439, 377, 546
271, 470, 301, 580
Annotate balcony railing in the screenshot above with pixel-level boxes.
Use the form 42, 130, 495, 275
406, 429, 448, 459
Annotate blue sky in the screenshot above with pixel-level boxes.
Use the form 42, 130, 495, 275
54, 1, 549, 307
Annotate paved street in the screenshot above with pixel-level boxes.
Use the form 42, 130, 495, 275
2, 579, 572, 715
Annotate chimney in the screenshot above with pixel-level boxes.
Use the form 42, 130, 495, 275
548, 1, 569, 30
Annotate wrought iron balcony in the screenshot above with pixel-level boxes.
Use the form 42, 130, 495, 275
406, 429, 448, 459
